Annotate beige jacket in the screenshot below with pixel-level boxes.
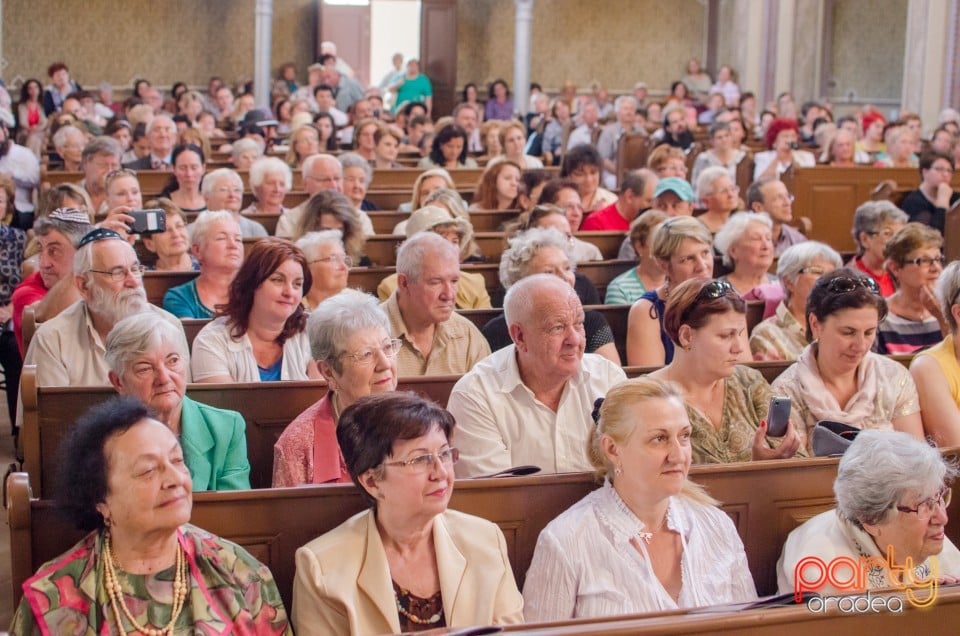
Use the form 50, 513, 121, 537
292, 508, 524, 635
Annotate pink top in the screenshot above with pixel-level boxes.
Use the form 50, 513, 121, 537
272, 393, 350, 487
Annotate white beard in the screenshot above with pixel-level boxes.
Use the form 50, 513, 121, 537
89, 284, 149, 326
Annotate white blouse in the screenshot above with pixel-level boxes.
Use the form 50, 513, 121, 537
522, 481, 757, 621
191, 316, 313, 382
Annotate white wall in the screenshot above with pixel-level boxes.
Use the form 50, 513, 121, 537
370, 0, 421, 92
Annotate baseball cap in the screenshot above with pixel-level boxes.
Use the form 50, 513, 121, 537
653, 177, 695, 202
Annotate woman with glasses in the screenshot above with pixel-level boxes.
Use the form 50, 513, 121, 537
911, 261, 960, 446
695, 167, 741, 235
772, 269, 924, 454
191, 237, 321, 383
750, 241, 843, 361
524, 377, 757, 621
163, 210, 243, 318
273, 292, 398, 487
291, 391, 523, 634
648, 277, 802, 463
850, 200, 908, 297
296, 230, 351, 311
876, 223, 947, 354
141, 198, 196, 271
778, 430, 960, 596
900, 151, 960, 235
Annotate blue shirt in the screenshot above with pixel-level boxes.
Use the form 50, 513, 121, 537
163, 278, 215, 319
641, 289, 675, 364
257, 356, 283, 382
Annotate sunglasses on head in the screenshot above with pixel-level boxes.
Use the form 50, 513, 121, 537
822, 275, 880, 296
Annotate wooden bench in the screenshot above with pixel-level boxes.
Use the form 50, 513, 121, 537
19, 367, 466, 495
367, 209, 521, 233
11, 450, 960, 614
782, 166, 960, 252
363, 231, 627, 266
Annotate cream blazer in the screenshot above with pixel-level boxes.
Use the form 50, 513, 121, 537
292, 508, 524, 635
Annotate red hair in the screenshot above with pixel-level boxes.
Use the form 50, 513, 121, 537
764, 118, 800, 150
860, 111, 887, 135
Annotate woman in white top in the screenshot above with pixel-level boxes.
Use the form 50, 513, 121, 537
523, 376, 757, 620
487, 121, 544, 170
753, 118, 815, 180
192, 237, 321, 382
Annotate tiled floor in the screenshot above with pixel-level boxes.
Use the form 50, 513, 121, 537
1, 410, 17, 627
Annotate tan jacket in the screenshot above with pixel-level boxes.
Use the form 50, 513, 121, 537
292, 508, 524, 635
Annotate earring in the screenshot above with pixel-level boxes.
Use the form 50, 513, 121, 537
614, 466, 623, 476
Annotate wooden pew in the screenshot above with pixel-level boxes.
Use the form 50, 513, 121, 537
782, 166, 960, 252
19, 367, 465, 495
366, 209, 522, 234
12, 450, 959, 613
363, 231, 627, 266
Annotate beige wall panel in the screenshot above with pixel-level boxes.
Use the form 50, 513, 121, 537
827, 0, 906, 102
457, 0, 707, 93
3, 0, 314, 90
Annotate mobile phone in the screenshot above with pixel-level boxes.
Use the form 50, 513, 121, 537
127, 208, 166, 235
766, 396, 792, 437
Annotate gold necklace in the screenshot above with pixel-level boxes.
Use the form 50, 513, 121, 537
103, 532, 188, 636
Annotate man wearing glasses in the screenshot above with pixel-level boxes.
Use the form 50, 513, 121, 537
22, 228, 183, 389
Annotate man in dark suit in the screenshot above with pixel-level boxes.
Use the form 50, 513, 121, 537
122, 114, 176, 171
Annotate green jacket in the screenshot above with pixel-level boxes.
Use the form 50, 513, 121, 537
181, 396, 251, 491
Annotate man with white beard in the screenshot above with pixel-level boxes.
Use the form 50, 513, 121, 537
23, 228, 184, 387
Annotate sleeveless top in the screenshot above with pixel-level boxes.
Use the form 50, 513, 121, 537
641, 289, 675, 364
915, 335, 960, 409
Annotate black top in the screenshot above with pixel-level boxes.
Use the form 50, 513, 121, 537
900, 189, 960, 235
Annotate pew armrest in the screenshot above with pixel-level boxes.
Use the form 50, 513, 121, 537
7, 471, 33, 607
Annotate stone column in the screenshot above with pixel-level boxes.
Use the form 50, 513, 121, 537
513, 0, 534, 119
254, 0, 274, 110
902, 0, 951, 128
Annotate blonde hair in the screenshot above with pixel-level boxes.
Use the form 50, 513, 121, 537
588, 376, 717, 505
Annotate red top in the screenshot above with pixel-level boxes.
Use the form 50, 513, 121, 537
580, 202, 631, 231
11, 271, 48, 354
851, 255, 895, 297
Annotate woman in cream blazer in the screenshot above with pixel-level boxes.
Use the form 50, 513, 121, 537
292, 392, 523, 635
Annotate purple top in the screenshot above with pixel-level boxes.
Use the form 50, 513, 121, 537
485, 98, 515, 121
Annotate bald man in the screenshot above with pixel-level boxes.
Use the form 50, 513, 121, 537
448, 274, 626, 477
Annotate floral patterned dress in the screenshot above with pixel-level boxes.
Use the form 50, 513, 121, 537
11, 524, 291, 635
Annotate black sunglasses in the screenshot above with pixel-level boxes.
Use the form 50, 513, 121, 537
680, 279, 738, 325
822, 275, 881, 296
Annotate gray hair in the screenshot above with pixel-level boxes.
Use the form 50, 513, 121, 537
695, 166, 730, 200
503, 273, 577, 329
53, 125, 83, 149
835, 430, 957, 528
499, 227, 575, 289
201, 168, 243, 198
73, 238, 136, 285
851, 200, 908, 251
306, 291, 388, 374
191, 209, 239, 249
231, 137, 264, 161
33, 216, 93, 247
775, 241, 843, 293
249, 156, 292, 190
82, 136, 122, 163
423, 188, 468, 219
145, 114, 175, 136
396, 231, 459, 282
301, 153, 341, 177
105, 313, 190, 377
296, 229, 344, 261
712, 212, 773, 268
936, 260, 960, 333
338, 152, 373, 186
614, 95, 638, 111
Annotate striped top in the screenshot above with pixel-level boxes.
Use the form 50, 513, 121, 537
875, 312, 942, 355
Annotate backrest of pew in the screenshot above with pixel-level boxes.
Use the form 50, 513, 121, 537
20, 366, 463, 495
18, 451, 960, 613
144, 270, 199, 306
364, 231, 626, 267
367, 209, 522, 234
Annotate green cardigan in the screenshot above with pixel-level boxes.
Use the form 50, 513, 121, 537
180, 396, 251, 491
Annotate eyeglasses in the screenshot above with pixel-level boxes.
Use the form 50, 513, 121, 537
902, 255, 945, 268
799, 267, 827, 276
715, 186, 740, 196
88, 263, 145, 282
340, 338, 402, 366
867, 229, 897, 240
897, 487, 952, 521
823, 275, 880, 296
382, 447, 459, 473
310, 254, 353, 267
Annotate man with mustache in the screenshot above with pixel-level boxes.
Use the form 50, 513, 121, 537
22, 228, 183, 388
381, 232, 489, 376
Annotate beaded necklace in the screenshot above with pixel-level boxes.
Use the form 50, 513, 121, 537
103, 532, 188, 636
394, 588, 443, 625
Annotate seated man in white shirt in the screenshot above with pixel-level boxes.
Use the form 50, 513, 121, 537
448, 273, 626, 477
18, 228, 184, 429
276, 154, 374, 238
